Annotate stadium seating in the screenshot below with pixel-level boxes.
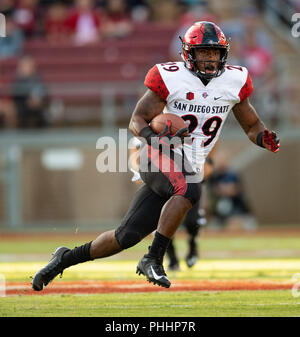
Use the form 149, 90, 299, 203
0, 23, 177, 126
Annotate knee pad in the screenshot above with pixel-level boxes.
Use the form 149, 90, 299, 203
115, 230, 142, 250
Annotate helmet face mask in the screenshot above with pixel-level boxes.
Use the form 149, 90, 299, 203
181, 21, 230, 81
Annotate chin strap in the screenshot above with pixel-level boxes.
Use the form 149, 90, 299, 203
196, 67, 224, 82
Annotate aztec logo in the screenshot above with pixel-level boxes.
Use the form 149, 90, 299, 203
0, 13, 6, 37
186, 92, 194, 100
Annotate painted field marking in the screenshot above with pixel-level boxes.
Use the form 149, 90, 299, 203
0, 273, 6, 297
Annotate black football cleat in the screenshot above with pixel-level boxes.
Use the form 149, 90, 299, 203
136, 255, 171, 288
186, 237, 199, 268
185, 254, 198, 268
32, 246, 70, 291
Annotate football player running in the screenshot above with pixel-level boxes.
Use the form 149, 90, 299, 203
32, 22, 279, 291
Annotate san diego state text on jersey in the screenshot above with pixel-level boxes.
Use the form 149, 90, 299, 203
173, 101, 230, 114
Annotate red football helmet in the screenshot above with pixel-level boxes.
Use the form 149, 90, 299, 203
181, 21, 230, 80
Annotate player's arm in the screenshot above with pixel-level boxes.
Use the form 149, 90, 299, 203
129, 89, 166, 137
232, 98, 280, 153
232, 98, 265, 144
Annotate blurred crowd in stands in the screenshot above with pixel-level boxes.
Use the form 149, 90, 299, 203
0, 0, 183, 45
0, 0, 282, 129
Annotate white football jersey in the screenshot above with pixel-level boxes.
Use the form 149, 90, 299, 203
144, 61, 253, 177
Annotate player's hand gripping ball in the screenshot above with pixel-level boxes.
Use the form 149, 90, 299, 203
150, 113, 190, 148
150, 113, 188, 134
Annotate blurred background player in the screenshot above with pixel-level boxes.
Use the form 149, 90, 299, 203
207, 150, 257, 231
166, 152, 215, 271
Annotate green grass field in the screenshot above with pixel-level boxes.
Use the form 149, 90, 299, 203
1, 290, 299, 317
0, 230, 300, 317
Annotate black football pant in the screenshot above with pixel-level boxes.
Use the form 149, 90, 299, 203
115, 145, 201, 250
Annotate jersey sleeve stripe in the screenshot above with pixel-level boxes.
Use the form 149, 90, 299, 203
238, 70, 253, 102
144, 65, 170, 101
